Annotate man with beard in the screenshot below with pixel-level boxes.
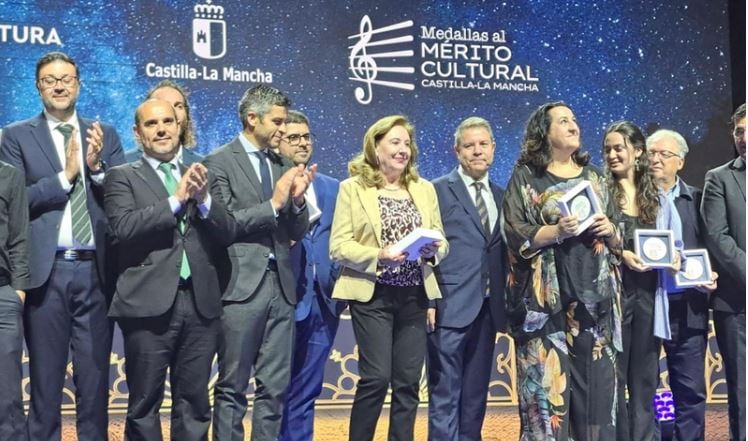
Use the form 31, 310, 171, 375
701, 103, 746, 441
277, 111, 344, 441
0, 51, 124, 441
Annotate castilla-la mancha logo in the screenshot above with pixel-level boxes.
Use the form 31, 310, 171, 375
193, 0, 226, 60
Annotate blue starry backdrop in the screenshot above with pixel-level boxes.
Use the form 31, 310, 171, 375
0, 0, 734, 407
0, 0, 733, 187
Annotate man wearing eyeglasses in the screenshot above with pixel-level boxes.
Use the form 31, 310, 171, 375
646, 129, 718, 441
0, 51, 125, 441
276, 111, 344, 441
701, 103, 746, 441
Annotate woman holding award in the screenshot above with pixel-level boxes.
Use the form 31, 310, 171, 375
602, 121, 662, 441
329, 115, 447, 441
502, 102, 622, 441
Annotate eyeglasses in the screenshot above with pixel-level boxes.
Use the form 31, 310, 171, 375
646, 150, 680, 160
282, 133, 314, 146
38, 75, 78, 89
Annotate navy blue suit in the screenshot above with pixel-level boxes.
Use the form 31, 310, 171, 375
427, 168, 506, 441
280, 173, 344, 441
0, 112, 124, 441
663, 179, 709, 441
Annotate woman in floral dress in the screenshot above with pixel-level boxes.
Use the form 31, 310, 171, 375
502, 102, 623, 441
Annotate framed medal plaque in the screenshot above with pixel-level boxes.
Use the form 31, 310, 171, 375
634, 229, 676, 268
557, 180, 603, 235
675, 249, 713, 288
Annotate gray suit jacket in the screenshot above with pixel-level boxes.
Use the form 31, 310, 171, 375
203, 137, 308, 304
701, 156, 746, 313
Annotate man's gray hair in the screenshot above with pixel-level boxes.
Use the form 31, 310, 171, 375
237, 85, 291, 129
286, 110, 310, 126
454, 116, 494, 146
646, 129, 689, 158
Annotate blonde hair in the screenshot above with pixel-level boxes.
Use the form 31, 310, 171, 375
348, 115, 419, 188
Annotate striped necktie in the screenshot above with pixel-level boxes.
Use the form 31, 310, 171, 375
57, 123, 93, 245
472, 181, 491, 236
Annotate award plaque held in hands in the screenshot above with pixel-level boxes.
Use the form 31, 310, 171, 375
557, 180, 603, 235
390, 227, 445, 261
675, 249, 713, 288
634, 229, 676, 268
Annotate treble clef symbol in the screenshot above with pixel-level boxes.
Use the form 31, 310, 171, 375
349, 15, 377, 105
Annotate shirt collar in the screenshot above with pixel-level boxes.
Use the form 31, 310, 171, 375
457, 165, 490, 191
239, 132, 261, 154
44, 109, 79, 128
142, 150, 180, 172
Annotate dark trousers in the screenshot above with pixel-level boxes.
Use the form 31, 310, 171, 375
349, 284, 428, 441
662, 305, 707, 441
616, 287, 662, 441
118, 287, 219, 441
279, 292, 340, 441
0, 285, 24, 441
25, 258, 112, 441
714, 310, 746, 441
212, 270, 295, 441
427, 298, 495, 441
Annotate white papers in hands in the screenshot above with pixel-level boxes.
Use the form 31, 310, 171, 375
390, 227, 445, 261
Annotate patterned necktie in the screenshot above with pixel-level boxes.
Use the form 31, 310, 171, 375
252, 150, 273, 201
472, 181, 491, 236
158, 162, 191, 280
57, 123, 93, 245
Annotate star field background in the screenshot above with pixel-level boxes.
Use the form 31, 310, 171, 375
0, 0, 734, 188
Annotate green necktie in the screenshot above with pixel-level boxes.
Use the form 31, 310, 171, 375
57, 124, 93, 244
158, 162, 191, 280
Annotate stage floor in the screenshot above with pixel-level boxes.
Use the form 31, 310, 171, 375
62, 404, 730, 440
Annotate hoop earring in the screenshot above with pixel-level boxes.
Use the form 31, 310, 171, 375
634, 158, 640, 172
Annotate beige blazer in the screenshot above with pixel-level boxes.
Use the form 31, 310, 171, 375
330, 176, 448, 302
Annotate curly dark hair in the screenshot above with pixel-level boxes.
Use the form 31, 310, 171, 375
517, 101, 589, 171
602, 121, 659, 225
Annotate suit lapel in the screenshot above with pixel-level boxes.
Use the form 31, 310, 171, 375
730, 157, 746, 200
447, 168, 487, 239
29, 113, 63, 172
132, 159, 170, 201
357, 184, 382, 246
230, 138, 263, 200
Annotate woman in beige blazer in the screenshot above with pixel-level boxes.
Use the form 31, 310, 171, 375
330, 115, 448, 441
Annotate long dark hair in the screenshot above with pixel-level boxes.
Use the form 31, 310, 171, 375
602, 121, 659, 225
517, 101, 589, 170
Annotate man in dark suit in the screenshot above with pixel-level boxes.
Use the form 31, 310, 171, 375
0, 159, 30, 441
702, 103, 746, 441
105, 98, 233, 441
125, 80, 203, 165
647, 129, 718, 441
427, 117, 506, 441
277, 111, 344, 441
205, 85, 314, 441
0, 51, 125, 441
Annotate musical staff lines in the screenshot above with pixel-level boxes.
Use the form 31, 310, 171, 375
348, 15, 415, 105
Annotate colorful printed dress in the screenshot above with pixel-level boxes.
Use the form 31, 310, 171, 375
502, 163, 623, 441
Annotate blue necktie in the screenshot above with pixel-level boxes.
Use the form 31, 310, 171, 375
252, 151, 272, 201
